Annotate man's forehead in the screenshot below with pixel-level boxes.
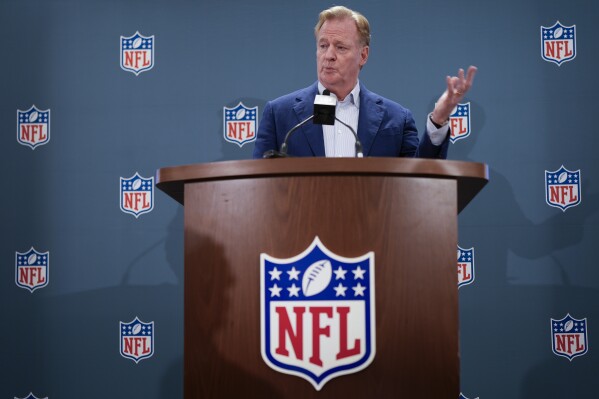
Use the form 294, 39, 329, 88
318, 17, 359, 41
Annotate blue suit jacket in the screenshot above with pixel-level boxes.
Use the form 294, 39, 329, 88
252, 82, 449, 159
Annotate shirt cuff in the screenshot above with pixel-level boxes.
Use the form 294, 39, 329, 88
426, 113, 450, 146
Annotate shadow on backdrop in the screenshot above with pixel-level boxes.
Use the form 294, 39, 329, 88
446, 100, 599, 397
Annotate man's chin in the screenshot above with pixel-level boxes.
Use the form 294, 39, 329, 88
318, 76, 339, 88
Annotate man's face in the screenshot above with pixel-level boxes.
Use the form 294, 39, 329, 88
316, 17, 369, 99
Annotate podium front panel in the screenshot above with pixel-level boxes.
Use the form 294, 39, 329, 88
183, 174, 458, 398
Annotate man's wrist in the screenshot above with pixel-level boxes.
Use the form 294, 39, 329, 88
429, 113, 448, 128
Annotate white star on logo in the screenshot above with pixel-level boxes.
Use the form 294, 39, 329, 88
287, 283, 300, 297
268, 267, 282, 280
269, 284, 282, 297
333, 266, 347, 280
333, 283, 347, 297
287, 267, 300, 280
352, 266, 366, 280
352, 282, 366, 296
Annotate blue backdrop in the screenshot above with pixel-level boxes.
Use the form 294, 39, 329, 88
2, 0, 598, 397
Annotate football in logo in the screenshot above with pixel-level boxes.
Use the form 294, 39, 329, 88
302, 260, 333, 297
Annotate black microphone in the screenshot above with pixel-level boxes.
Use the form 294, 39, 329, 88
313, 90, 336, 125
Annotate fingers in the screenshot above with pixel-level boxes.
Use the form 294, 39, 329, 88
448, 65, 478, 95
466, 65, 478, 83
446, 75, 453, 92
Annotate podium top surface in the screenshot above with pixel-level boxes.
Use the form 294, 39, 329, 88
156, 158, 488, 213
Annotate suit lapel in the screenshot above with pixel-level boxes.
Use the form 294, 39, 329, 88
357, 84, 384, 157
293, 83, 325, 156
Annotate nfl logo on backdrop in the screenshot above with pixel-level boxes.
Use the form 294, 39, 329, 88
223, 102, 257, 147
120, 317, 154, 363
261, 237, 375, 390
457, 246, 474, 288
17, 105, 50, 149
541, 21, 576, 66
121, 32, 154, 75
551, 314, 588, 361
15, 248, 49, 292
449, 103, 471, 143
14, 393, 47, 399
545, 165, 581, 211
120, 172, 154, 217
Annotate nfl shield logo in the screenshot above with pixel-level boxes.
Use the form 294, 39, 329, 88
449, 102, 470, 144
551, 314, 588, 361
541, 21, 576, 66
260, 237, 375, 390
17, 105, 50, 149
15, 248, 49, 292
457, 246, 474, 288
120, 32, 154, 75
120, 172, 154, 217
14, 393, 47, 399
545, 165, 581, 211
120, 317, 154, 363
223, 102, 258, 147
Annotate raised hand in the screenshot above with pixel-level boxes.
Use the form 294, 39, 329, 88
431, 66, 477, 125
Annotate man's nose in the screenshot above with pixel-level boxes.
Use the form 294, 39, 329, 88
325, 46, 336, 60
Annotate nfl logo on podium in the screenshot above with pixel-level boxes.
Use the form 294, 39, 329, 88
15, 248, 49, 292
120, 32, 154, 75
120, 317, 154, 363
120, 172, 154, 217
457, 246, 475, 289
223, 102, 257, 147
260, 237, 375, 390
551, 314, 588, 361
449, 103, 471, 144
545, 165, 581, 211
541, 21, 576, 66
17, 105, 50, 149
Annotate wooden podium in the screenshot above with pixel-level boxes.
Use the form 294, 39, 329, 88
156, 158, 488, 398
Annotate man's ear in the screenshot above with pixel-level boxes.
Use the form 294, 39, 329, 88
360, 45, 369, 66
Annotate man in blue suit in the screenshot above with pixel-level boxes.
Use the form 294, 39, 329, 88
253, 6, 477, 159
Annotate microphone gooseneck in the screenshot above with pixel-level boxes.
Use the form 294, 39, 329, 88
280, 115, 315, 156
334, 116, 364, 158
